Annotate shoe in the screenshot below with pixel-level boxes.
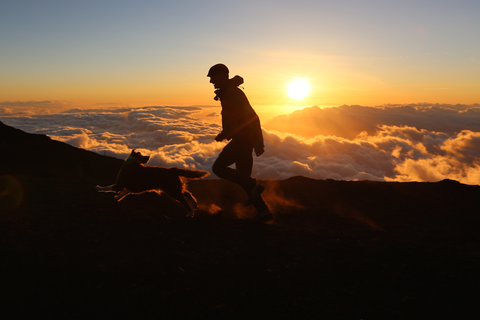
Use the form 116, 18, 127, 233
249, 211, 274, 222
244, 184, 265, 206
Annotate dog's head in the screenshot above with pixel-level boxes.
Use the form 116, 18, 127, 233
127, 149, 150, 164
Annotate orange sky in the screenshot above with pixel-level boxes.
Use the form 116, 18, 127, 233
1, 1, 479, 121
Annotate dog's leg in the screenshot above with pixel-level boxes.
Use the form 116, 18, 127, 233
180, 195, 195, 218
183, 191, 198, 209
114, 189, 131, 201
96, 185, 115, 192
168, 191, 195, 217
184, 201, 195, 218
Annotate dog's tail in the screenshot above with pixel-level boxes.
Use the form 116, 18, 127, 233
173, 168, 210, 180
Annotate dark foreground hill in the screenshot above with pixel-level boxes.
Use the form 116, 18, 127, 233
1, 121, 479, 319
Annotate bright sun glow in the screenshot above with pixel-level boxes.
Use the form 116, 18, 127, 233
287, 78, 311, 100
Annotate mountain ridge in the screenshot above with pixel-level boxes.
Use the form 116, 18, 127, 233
1, 120, 479, 318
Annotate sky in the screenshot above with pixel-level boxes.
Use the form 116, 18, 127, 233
1, 0, 479, 117
2, 1, 480, 185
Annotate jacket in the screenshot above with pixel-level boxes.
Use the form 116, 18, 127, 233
216, 76, 264, 149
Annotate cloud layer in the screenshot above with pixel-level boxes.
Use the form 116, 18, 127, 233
0, 100, 74, 115
264, 103, 480, 139
2, 103, 480, 185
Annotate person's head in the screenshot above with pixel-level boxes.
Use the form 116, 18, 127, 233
207, 63, 229, 88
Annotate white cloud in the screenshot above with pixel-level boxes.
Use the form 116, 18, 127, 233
264, 103, 480, 139
2, 104, 480, 185
0, 100, 73, 115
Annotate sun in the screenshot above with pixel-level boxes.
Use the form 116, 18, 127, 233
287, 78, 311, 100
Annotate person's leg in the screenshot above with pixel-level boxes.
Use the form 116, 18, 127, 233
248, 187, 270, 214
234, 144, 270, 214
213, 139, 271, 218
212, 139, 256, 191
233, 143, 256, 193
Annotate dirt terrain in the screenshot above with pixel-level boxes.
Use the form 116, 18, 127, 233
1, 121, 479, 319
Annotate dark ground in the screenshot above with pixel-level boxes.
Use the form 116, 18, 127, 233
1, 121, 479, 319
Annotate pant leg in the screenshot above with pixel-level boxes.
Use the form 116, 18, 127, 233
213, 139, 270, 213
236, 154, 270, 212
212, 139, 256, 192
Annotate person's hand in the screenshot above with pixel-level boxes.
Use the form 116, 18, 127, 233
255, 146, 265, 156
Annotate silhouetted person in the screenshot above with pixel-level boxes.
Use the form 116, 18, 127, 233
207, 63, 272, 221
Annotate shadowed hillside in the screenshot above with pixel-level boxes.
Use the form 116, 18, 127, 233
0, 121, 122, 181
1, 121, 479, 319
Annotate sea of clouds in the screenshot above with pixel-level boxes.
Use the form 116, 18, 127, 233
2, 102, 480, 185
